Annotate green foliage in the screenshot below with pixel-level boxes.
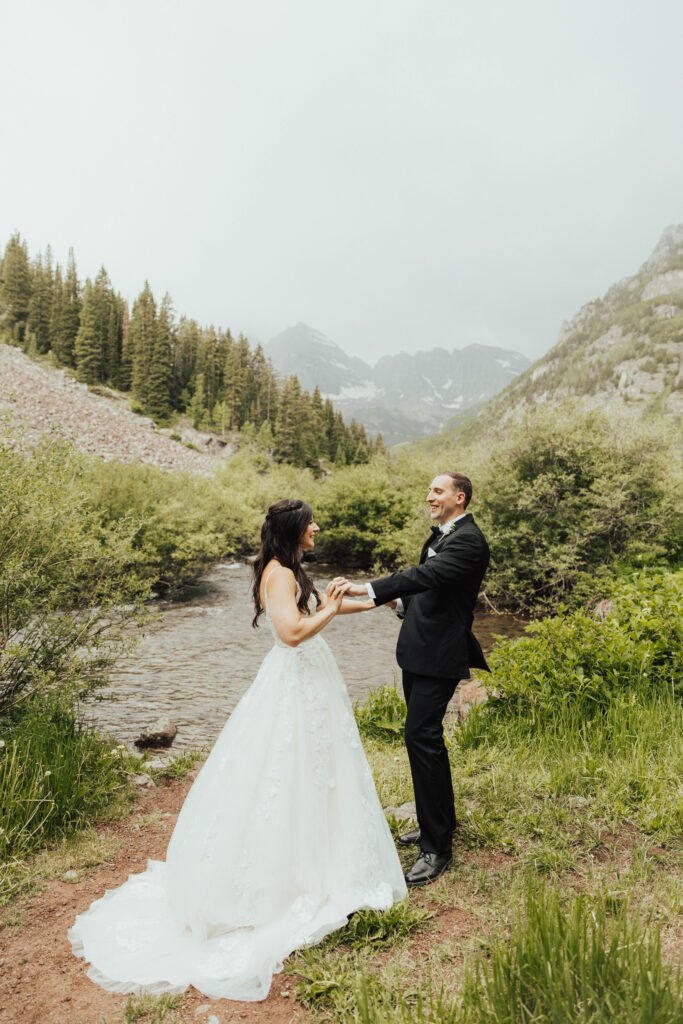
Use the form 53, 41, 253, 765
483, 569, 682, 724
0, 701, 128, 867
321, 892, 683, 1024
0, 434, 150, 710
327, 902, 432, 952
122, 991, 184, 1024
354, 684, 406, 742
148, 748, 206, 781
474, 405, 682, 611
2, 233, 379, 467
314, 462, 414, 565
292, 902, 433, 1011
0, 233, 32, 343
455, 889, 683, 1024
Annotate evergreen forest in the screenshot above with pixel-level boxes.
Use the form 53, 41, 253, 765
0, 232, 383, 469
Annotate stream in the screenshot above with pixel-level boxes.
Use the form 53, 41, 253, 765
86, 562, 526, 750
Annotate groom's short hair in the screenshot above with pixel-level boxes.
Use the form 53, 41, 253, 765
438, 471, 472, 508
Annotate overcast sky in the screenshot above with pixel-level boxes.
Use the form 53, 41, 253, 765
2, 0, 682, 363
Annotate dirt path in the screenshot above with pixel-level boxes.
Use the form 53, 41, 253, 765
0, 776, 300, 1024
0, 768, 493, 1024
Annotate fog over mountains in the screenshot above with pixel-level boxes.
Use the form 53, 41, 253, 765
266, 325, 530, 444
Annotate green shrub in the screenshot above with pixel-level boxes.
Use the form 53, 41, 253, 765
483, 569, 682, 723
0, 436, 149, 711
314, 463, 414, 566
354, 685, 406, 742
327, 902, 432, 951
474, 405, 682, 612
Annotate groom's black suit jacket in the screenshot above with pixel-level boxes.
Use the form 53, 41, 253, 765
370, 513, 490, 680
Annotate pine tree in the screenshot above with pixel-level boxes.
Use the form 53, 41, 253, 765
118, 303, 132, 390
373, 433, 387, 456
256, 419, 274, 451
129, 282, 157, 406
55, 249, 81, 366
274, 377, 298, 462
188, 371, 208, 428
48, 264, 63, 353
0, 233, 32, 343
147, 293, 174, 419
105, 299, 123, 384
27, 249, 53, 353
75, 279, 101, 384
224, 333, 250, 430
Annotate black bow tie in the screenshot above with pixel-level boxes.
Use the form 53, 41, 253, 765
430, 525, 441, 537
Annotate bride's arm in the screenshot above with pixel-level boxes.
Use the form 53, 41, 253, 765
337, 596, 375, 614
267, 570, 349, 647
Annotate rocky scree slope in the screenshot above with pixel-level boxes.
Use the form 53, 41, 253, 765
0, 343, 227, 472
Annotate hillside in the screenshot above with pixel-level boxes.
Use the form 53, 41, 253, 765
267, 323, 529, 444
0, 343, 217, 472
463, 225, 683, 434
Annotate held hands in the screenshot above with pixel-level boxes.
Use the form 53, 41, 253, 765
325, 578, 351, 612
332, 577, 367, 598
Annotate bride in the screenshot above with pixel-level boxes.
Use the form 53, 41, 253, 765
69, 498, 407, 1002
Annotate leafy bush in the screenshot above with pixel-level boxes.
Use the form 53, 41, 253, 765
79, 448, 315, 590
483, 569, 682, 723
474, 405, 682, 612
314, 463, 414, 566
0, 435, 149, 711
327, 902, 432, 951
354, 685, 406, 742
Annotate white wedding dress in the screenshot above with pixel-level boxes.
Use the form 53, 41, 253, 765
69, 570, 407, 1001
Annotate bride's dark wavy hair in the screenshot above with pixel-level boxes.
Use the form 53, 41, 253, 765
251, 498, 321, 628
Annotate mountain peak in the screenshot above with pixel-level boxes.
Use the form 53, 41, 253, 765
266, 324, 530, 444
641, 223, 683, 274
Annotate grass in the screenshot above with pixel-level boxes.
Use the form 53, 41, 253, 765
147, 747, 207, 782
121, 992, 185, 1024
288, 676, 683, 1023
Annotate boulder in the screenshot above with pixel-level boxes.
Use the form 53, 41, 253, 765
129, 772, 155, 788
134, 716, 178, 749
384, 801, 416, 822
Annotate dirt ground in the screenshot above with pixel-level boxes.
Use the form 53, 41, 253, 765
0, 768, 495, 1024
0, 775, 303, 1024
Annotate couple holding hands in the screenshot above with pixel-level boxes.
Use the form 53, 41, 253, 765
70, 471, 490, 1002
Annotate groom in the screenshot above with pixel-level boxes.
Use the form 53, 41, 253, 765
345, 471, 490, 886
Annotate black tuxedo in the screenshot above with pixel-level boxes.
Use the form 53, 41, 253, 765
370, 513, 490, 855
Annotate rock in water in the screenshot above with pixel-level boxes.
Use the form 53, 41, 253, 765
134, 716, 178, 749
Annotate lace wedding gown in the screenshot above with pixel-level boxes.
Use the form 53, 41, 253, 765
68, 571, 407, 1001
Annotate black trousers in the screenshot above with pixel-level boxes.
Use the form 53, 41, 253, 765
402, 670, 458, 856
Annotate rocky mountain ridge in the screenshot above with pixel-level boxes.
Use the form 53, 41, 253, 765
267, 324, 530, 444
472, 224, 683, 430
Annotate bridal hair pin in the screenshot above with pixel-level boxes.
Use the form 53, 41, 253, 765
267, 500, 303, 519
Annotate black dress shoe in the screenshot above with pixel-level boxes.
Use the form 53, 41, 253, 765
397, 827, 457, 847
397, 827, 421, 846
404, 851, 453, 887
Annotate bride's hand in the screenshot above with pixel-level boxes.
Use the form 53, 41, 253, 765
326, 580, 350, 612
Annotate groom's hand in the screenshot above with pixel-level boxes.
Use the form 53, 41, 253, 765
332, 578, 369, 599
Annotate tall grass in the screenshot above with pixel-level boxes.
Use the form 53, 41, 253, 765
310, 891, 683, 1024
0, 702, 129, 873
455, 890, 683, 1024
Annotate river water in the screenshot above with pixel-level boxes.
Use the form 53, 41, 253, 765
87, 562, 525, 750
